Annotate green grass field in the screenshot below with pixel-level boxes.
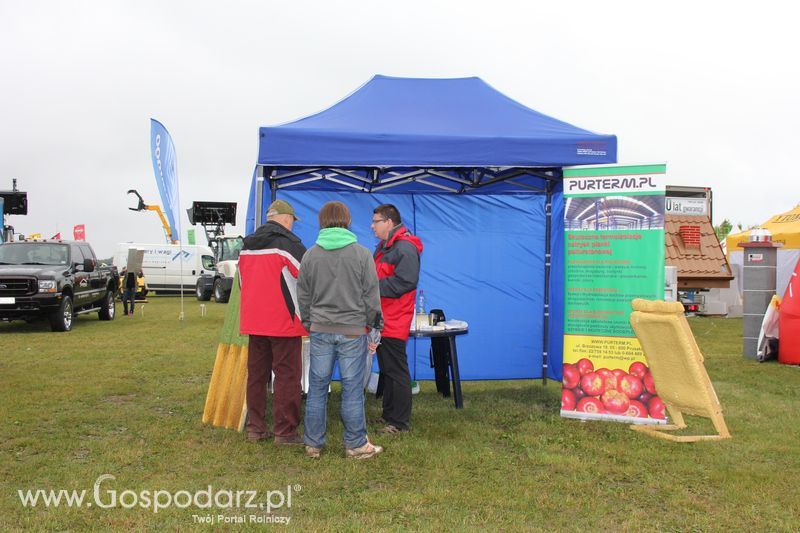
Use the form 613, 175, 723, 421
2, 298, 799, 531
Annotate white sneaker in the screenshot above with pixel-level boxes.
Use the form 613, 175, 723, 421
345, 440, 383, 459
305, 446, 321, 459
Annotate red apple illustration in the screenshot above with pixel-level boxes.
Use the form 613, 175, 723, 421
580, 372, 605, 397
595, 368, 612, 379
628, 361, 648, 379
562, 364, 581, 389
577, 397, 605, 414
601, 389, 631, 414
625, 400, 648, 418
648, 396, 666, 419
562, 389, 577, 410
596, 368, 618, 390
576, 358, 594, 375
643, 372, 658, 395
617, 374, 644, 399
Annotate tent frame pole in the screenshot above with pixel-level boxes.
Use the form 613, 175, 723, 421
254, 166, 265, 229
266, 166, 560, 193
541, 180, 553, 385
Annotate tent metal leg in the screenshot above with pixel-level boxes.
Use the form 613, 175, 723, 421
542, 181, 553, 385
255, 168, 265, 229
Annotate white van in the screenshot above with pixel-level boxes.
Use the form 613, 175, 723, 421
113, 243, 216, 293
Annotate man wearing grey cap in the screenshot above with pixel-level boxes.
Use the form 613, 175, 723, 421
239, 199, 308, 445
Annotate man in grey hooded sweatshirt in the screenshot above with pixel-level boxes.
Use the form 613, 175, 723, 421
297, 201, 384, 459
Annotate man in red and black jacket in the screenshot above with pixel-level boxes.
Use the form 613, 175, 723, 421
239, 199, 307, 445
370, 204, 423, 434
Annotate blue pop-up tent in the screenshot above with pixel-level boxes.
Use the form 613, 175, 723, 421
246, 75, 617, 381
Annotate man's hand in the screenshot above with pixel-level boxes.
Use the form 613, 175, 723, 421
368, 342, 379, 354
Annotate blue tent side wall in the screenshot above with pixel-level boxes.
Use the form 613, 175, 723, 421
262, 188, 565, 381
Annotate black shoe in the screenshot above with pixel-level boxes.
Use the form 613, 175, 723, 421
247, 430, 273, 442
376, 424, 409, 435
274, 434, 304, 446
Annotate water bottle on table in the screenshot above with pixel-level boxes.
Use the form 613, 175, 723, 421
415, 290, 428, 330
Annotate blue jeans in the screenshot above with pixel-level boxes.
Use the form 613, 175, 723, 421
122, 288, 136, 314
304, 333, 368, 449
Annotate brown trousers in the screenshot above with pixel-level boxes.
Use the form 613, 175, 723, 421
246, 335, 302, 437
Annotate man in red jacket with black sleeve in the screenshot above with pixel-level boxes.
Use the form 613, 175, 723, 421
370, 204, 423, 434
239, 199, 307, 445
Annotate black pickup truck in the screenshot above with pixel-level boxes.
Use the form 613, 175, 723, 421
0, 240, 119, 331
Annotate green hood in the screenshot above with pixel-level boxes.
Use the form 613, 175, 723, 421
316, 227, 357, 250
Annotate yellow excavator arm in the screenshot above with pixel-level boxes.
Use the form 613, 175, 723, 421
146, 205, 176, 244
127, 189, 177, 244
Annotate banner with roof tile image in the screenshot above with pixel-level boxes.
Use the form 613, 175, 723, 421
560, 164, 668, 424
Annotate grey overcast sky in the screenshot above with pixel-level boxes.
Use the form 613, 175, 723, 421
1, 1, 798, 257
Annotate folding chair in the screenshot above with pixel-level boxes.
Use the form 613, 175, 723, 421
628, 299, 731, 442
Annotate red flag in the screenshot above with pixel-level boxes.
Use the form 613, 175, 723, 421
51, 232, 61, 240
73, 224, 85, 241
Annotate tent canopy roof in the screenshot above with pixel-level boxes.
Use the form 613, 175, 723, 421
727, 204, 800, 250
258, 75, 617, 169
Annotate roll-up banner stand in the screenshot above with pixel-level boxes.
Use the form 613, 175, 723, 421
560, 164, 667, 424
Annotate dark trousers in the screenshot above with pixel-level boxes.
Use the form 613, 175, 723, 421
246, 335, 302, 438
122, 288, 136, 315
376, 337, 412, 430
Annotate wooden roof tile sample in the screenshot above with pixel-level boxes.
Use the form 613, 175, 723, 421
665, 215, 733, 285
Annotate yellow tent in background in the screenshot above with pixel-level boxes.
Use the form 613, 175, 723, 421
727, 203, 800, 297
726, 204, 800, 250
